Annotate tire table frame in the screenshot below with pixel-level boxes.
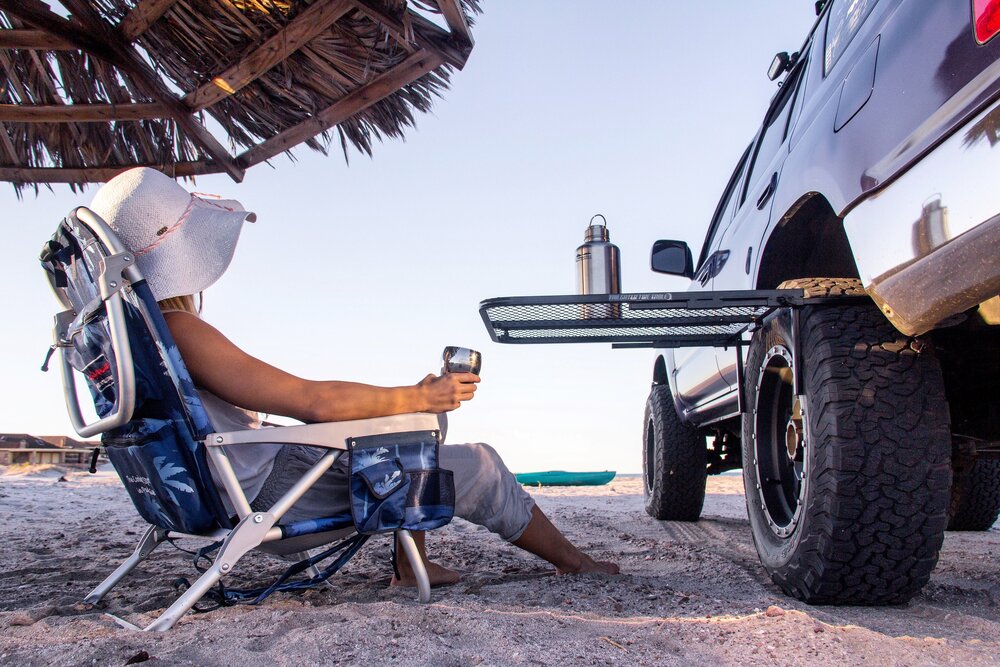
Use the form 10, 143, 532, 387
478, 289, 869, 413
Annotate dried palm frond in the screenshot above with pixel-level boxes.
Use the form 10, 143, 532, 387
0, 0, 480, 194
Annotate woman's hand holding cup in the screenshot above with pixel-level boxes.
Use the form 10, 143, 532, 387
418, 371, 480, 412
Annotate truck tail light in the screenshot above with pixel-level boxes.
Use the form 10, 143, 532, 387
974, 0, 1000, 44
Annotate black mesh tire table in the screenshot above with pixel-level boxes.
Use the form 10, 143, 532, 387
479, 290, 837, 348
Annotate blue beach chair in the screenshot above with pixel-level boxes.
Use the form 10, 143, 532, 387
40, 207, 454, 631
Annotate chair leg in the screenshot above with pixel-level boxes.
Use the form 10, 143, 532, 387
145, 512, 275, 632
396, 529, 430, 603
84, 525, 166, 605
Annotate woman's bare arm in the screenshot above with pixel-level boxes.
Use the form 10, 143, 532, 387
164, 311, 478, 422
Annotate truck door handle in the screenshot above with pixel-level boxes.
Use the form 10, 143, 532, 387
698, 250, 730, 285
756, 173, 778, 210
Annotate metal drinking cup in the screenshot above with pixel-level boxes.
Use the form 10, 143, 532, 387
442, 346, 482, 375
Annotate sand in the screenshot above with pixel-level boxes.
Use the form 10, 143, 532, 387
2, 465, 999, 666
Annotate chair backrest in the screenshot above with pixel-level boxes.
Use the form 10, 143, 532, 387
41, 207, 231, 534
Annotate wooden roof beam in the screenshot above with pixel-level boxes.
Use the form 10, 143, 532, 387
407, 12, 471, 69
238, 48, 444, 168
0, 29, 75, 50
183, 0, 355, 112
0, 0, 246, 182
436, 0, 473, 47
0, 102, 168, 122
0, 121, 20, 165
0, 162, 217, 183
118, 0, 180, 42
349, 0, 415, 53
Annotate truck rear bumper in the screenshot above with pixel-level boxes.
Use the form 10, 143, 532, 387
844, 97, 1000, 335
866, 214, 1000, 335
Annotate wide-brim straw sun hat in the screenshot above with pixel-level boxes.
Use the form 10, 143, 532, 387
90, 167, 256, 301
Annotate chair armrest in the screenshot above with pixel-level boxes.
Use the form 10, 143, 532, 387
206, 413, 442, 449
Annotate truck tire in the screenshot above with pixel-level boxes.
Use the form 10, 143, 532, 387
743, 278, 951, 604
643, 384, 706, 521
948, 457, 1000, 531
778, 276, 867, 298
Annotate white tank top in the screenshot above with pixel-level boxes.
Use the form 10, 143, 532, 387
160, 308, 281, 511
198, 387, 281, 513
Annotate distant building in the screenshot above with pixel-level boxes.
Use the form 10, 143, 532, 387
0, 433, 99, 467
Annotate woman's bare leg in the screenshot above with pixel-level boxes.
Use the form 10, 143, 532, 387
390, 530, 461, 587
513, 505, 618, 574
391, 505, 618, 587
393, 506, 618, 587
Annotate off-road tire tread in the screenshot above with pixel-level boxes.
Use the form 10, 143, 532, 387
746, 278, 950, 605
779, 276, 867, 298
643, 385, 706, 521
948, 458, 1000, 531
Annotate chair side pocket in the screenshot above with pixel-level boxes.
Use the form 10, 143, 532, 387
348, 430, 454, 535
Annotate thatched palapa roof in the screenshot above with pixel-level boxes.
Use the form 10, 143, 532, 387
0, 0, 480, 193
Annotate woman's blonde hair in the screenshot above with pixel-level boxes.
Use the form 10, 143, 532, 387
157, 294, 201, 315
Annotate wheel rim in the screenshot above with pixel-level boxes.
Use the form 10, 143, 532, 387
753, 345, 808, 538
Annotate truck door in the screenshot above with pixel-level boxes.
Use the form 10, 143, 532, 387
670, 146, 751, 413
713, 57, 809, 390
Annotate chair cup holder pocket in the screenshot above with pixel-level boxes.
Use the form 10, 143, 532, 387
403, 469, 455, 531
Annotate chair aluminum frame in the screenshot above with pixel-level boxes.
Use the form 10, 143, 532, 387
54, 208, 436, 631
52, 207, 141, 438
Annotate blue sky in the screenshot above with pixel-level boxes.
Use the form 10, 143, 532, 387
1, 2, 819, 473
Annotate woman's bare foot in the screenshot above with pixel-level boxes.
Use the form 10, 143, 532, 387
390, 559, 461, 588
390, 531, 460, 588
556, 555, 619, 576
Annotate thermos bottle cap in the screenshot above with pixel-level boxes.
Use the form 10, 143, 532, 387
584, 214, 610, 242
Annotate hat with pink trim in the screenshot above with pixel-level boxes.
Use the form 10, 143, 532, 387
90, 167, 256, 301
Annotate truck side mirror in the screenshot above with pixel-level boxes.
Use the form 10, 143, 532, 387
767, 51, 799, 80
650, 240, 694, 278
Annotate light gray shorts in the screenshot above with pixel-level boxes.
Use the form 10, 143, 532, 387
250, 442, 536, 542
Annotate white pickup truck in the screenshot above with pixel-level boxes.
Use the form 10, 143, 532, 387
482, 0, 1000, 607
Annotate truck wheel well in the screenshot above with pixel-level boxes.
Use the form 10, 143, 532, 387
756, 195, 860, 289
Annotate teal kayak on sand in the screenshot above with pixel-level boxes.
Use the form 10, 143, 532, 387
515, 470, 616, 486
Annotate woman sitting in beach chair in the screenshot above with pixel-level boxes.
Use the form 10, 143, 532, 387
90, 167, 618, 586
